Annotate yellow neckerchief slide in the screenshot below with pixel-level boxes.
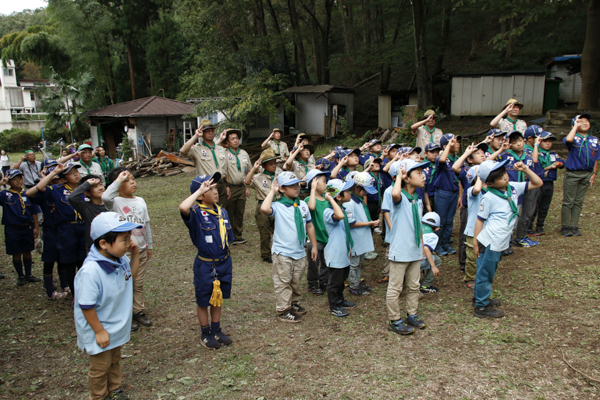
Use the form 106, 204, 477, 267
8, 188, 26, 215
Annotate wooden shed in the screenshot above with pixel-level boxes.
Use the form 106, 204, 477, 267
281, 85, 354, 137
450, 71, 546, 116
378, 90, 418, 129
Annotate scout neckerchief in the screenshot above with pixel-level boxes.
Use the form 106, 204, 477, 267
506, 150, 527, 182
63, 183, 83, 221
227, 147, 241, 172
351, 193, 371, 222
273, 139, 281, 155
328, 205, 355, 255
448, 154, 460, 184
429, 164, 437, 184
263, 170, 275, 181
202, 140, 219, 168
402, 188, 421, 247
276, 195, 305, 245
488, 185, 520, 225
96, 156, 113, 174
297, 158, 309, 175
538, 148, 553, 169
524, 144, 534, 153
422, 224, 434, 234
425, 125, 436, 142
505, 116, 519, 131
369, 172, 382, 205
198, 203, 229, 249
8, 187, 26, 215
79, 161, 93, 176
575, 133, 591, 169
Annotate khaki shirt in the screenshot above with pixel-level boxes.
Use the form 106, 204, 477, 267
415, 126, 443, 157
251, 171, 279, 201
268, 140, 289, 164
224, 148, 252, 185
498, 118, 527, 134
288, 159, 315, 180
188, 143, 227, 177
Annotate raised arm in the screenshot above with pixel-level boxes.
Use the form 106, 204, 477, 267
453, 143, 475, 174
515, 162, 543, 190
179, 180, 216, 217
245, 159, 261, 186
25, 164, 63, 197
261, 132, 274, 149
565, 117, 581, 144
490, 103, 513, 128
391, 166, 406, 203
284, 144, 302, 171
532, 136, 542, 163
330, 155, 347, 179
486, 138, 510, 161
325, 192, 345, 221
180, 127, 203, 157
438, 137, 456, 164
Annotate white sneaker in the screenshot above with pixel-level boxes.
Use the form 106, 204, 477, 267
49, 291, 68, 301
373, 228, 382, 235
365, 251, 378, 260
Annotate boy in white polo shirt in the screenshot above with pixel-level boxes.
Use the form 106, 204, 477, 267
74, 212, 142, 400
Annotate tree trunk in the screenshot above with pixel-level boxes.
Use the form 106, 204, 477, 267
265, 0, 291, 75
321, 0, 334, 84
434, 0, 451, 74
411, 0, 432, 108
339, 0, 357, 81
106, 48, 116, 104
361, 0, 371, 46
126, 41, 136, 100
504, 17, 515, 60
579, 0, 600, 109
288, 0, 310, 81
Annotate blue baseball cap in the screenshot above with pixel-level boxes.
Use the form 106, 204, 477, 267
277, 171, 302, 187
354, 171, 377, 194
539, 131, 556, 141
478, 160, 509, 182
572, 113, 591, 126
90, 211, 143, 241
466, 166, 478, 184
487, 129, 505, 137
42, 159, 58, 168
340, 148, 361, 158
46, 165, 61, 177
190, 172, 222, 194
368, 139, 382, 147
386, 143, 401, 151
326, 178, 354, 198
424, 142, 441, 152
59, 163, 81, 177
402, 159, 430, 174
315, 158, 331, 171
507, 130, 523, 141
388, 161, 402, 177
5, 169, 23, 180
470, 142, 489, 155
440, 133, 462, 148
421, 212, 441, 228
524, 125, 544, 139
306, 168, 330, 187
399, 146, 422, 155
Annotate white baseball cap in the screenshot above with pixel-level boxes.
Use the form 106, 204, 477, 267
90, 212, 143, 241
353, 171, 377, 194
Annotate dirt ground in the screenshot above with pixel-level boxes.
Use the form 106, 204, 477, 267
1, 164, 600, 399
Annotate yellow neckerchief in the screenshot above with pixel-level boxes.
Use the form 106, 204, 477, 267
198, 203, 228, 249
64, 183, 83, 221
8, 187, 26, 215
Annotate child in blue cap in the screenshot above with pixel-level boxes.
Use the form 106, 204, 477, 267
179, 173, 234, 349
0, 169, 41, 286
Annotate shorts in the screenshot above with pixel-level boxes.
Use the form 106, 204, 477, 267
193, 256, 233, 307
5, 224, 35, 255
41, 225, 59, 263
57, 223, 86, 264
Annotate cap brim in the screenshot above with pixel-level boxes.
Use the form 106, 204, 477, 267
475, 142, 489, 153
306, 170, 330, 186
455, 135, 463, 141
111, 222, 144, 233
341, 179, 355, 192
363, 185, 377, 195
508, 131, 523, 139
579, 113, 591, 120
210, 172, 221, 184
413, 147, 422, 154
407, 161, 430, 173
281, 178, 302, 186
492, 159, 510, 172
261, 157, 278, 163
350, 148, 362, 156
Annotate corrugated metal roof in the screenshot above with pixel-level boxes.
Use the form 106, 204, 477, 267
281, 85, 354, 94
450, 70, 545, 77
85, 96, 194, 118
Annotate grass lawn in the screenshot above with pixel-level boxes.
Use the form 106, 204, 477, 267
1, 151, 600, 399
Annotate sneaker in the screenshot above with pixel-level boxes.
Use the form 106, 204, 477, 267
443, 245, 457, 255
364, 251, 378, 260
349, 286, 370, 296
460, 264, 465, 273
533, 227, 545, 236
561, 226, 573, 237
131, 321, 139, 331
106, 388, 129, 400
420, 286, 439, 294
308, 286, 324, 296
464, 281, 475, 291
232, 238, 248, 245
49, 291, 68, 301
262, 257, 273, 263
515, 237, 539, 247
503, 248, 513, 256
406, 314, 426, 329
291, 303, 307, 315
473, 305, 505, 319
133, 312, 153, 327
388, 319, 415, 335
16, 277, 26, 286
329, 306, 350, 317
200, 331, 221, 349
319, 283, 327, 293
571, 226, 582, 236
213, 329, 233, 346
435, 247, 448, 256
528, 228, 543, 237
25, 275, 41, 283
472, 297, 502, 307
340, 300, 357, 309
358, 281, 372, 292
378, 276, 389, 284
277, 310, 302, 323
374, 227, 382, 235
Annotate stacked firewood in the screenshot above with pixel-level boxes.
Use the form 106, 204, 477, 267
124, 150, 196, 178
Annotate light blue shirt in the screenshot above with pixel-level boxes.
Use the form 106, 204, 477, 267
270, 200, 311, 260
388, 191, 424, 262
344, 197, 375, 256
464, 187, 483, 237
323, 207, 351, 269
423, 231, 439, 252
74, 246, 133, 355
381, 186, 393, 243
476, 182, 528, 252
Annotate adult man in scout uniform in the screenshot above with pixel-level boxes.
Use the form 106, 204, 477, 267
490, 99, 528, 134
223, 129, 252, 245
261, 128, 289, 168
75, 144, 105, 184
180, 119, 228, 206
411, 109, 444, 158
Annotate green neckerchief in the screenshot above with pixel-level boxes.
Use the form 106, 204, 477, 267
422, 224, 434, 234
371, 152, 382, 158
328, 205, 354, 255
93, 156, 113, 174
506, 150, 527, 182
424, 125, 436, 142
538, 148, 553, 169
448, 154, 460, 184
202, 141, 219, 168
401, 188, 421, 247
524, 144, 534, 153
79, 161, 92, 175
298, 159, 309, 175
575, 133, 591, 168
228, 147, 241, 172
369, 171, 381, 205
429, 164, 436, 184
276, 195, 305, 245
273, 139, 281, 155
488, 185, 520, 225
505, 116, 519, 131
351, 193, 371, 222
263, 170, 275, 181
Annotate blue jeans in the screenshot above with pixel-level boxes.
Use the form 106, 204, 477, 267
474, 244, 503, 308
434, 189, 458, 249
420, 254, 441, 287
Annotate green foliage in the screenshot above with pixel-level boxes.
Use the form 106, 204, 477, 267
120, 133, 134, 161
0, 128, 42, 152
0, 8, 46, 39
338, 117, 351, 136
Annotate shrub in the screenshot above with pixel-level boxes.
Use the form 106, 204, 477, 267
0, 128, 42, 152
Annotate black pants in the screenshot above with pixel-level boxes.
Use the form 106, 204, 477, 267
516, 187, 540, 238
306, 241, 328, 289
533, 181, 554, 229
367, 202, 380, 223
429, 194, 436, 213
458, 203, 468, 267
327, 266, 349, 308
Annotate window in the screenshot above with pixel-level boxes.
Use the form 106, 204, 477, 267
3, 68, 13, 76
30, 92, 35, 101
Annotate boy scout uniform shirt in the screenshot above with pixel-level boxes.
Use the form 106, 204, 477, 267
76, 161, 105, 184
539, 152, 564, 181
182, 204, 233, 259
225, 148, 252, 185
476, 182, 528, 252
563, 134, 600, 172
323, 207, 351, 268
523, 146, 545, 179
188, 142, 227, 177
498, 118, 527, 134
268, 140, 289, 163
0, 189, 40, 225
388, 192, 424, 262
416, 126, 443, 156
497, 152, 536, 183
344, 197, 375, 256
433, 155, 460, 192
423, 165, 436, 196
251, 171, 279, 201
45, 183, 83, 223
290, 159, 314, 181
269, 200, 311, 260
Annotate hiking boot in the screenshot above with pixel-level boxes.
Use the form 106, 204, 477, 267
307, 286, 324, 296
213, 329, 233, 346
131, 321, 139, 331
329, 306, 350, 317
25, 275, 41, 283
435, 247, 448, 256
473, 305, 505, 319
49, 291, 68, 301
340, 300, 357, 309
133, 312, 152, 327
420, 286, 439, 294
16, 277, 26, 286
388, 319, 415, 335
277, 309, 302, 323
561, 226, 573, 237
291, 303, 307, 315
232, 238, 248, 245
515, 237, 539, 247
571, 226, 582, 236
349, 286, 370, 296
443, 245, 457, 255
464, 281, 475, 291
406, 314, 426, 329
200, 331, 221, 349
106, 388, 129, 400
472, 298, 502, 307
262, 257, 272, 263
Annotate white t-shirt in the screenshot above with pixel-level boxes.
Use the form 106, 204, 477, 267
112, 196, 152, 248
1, 155, 10, 167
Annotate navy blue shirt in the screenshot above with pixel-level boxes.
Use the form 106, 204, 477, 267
433, 155, 460, 192
0, 189, 40, 225
182, 204, 233, 260
497, 151, 535, 183
423, 165, 436, 196
366, 172, 382, 206
359, 152, 382, 165
30, 191, 59, 227
44, 183, 84, 224
563, 134, 600, 172
538, 151, 565, 181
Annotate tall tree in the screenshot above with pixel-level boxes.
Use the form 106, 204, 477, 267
579, 0, 600, 109
411, 0, 432, 108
